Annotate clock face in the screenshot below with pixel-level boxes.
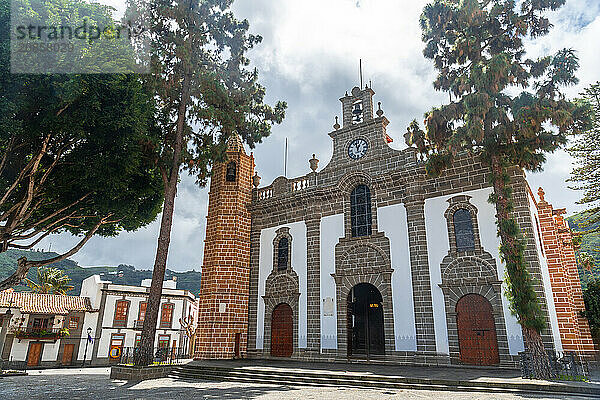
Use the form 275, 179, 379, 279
348, 138, 368, 160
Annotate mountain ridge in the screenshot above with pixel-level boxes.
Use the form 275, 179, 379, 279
0, 249, 201, 295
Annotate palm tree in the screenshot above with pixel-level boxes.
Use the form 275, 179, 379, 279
25, 267, 74, 295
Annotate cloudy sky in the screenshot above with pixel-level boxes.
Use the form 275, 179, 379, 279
37, 0, 600, 271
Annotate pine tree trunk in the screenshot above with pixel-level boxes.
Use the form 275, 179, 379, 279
134, 181, 178, 366
523, 325, 553, 380
490, 155, 553, 380
134, 73, 190, 366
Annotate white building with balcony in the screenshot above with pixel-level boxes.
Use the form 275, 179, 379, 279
80, 275, 197, 365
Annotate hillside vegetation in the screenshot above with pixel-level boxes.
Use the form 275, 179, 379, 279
567, 211, 600, 289
0, 250, 201, 295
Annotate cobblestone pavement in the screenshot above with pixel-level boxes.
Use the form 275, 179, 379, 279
1, 368, 597, 400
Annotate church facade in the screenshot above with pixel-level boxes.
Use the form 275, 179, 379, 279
195, 86, 595, 366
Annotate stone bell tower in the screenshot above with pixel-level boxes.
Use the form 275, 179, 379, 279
195, 135, 253, 359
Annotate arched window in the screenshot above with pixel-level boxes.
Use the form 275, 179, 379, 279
350, 185, 372, 237
453, 208, 475, 251
226, 162, 237, 182
277, 237, 289, 271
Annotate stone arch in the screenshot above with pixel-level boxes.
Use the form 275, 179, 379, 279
336, 172, 380, 238
439, 282, 510, 366
441, 256, 498, 285
262, 273, 299, 358
272, 227, 293, 273
338, 242, 391, 276
336, 170, 373, 194
444, 196, 484, 255
332, 273, 395, 356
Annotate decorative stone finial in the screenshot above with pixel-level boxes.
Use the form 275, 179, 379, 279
309, 154, 319, 172
376, 101, 384, 117
538, 187, 545, 202
333, 116, 340, 130
253, 172, 261, 188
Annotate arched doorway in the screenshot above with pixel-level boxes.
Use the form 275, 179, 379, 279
347, 283, 385, 357
271, 303, 293, 357
456, 293, 500, 365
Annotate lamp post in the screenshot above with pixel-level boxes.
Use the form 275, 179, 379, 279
83, 327, 92, 367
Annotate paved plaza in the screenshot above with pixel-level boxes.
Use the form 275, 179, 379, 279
1, 367, 598, 400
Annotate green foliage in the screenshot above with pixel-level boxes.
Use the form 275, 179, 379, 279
136, 0, 287, 185
0, 0, 164, 269
581, 279, 600, 340
8, 0, 142, 73
25, 266, 74, 294
414, 0, 590, 336
568, 82, 600, 228
567, 211, 600, 289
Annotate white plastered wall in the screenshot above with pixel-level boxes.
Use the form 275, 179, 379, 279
425, 187, 524, 355
378, 203, 417, 351
319, 213, 344, 350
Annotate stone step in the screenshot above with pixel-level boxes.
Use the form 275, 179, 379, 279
169, 364, 600, 397
169, 369, 522, 395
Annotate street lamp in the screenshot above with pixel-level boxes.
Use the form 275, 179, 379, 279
83, 327, 92, 367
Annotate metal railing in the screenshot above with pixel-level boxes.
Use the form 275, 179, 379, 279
0, 360, 27, 372
117, 346, 187, 366
14, 327, 65, 340
520, 351, 589, 379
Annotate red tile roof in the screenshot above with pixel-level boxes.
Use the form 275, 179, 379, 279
0, 290, 96, 315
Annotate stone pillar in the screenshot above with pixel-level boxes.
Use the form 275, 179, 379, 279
405, 199, 437, 353
509, 172, 554, 351
305, 216, 321, 354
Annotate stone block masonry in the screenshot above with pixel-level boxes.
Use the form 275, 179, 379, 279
194, 135, 253, 359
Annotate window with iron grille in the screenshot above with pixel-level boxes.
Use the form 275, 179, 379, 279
350, 185, 372, 237
277, 237, 289, 271
160, 303, 174, 328
226, 162, 237, 182
453, 208, 475, 251
68, 317, 79, 330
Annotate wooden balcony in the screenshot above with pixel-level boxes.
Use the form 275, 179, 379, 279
14, 327, 66, 341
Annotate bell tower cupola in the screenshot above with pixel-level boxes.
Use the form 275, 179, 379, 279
340, 86, 375, 128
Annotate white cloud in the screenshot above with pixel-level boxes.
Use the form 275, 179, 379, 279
40, 0, 599, 270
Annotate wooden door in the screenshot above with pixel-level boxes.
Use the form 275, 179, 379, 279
271, 303, 293, 357
62, 344, 75, 365
457, 294, 500, 365
27, 342, 42, 367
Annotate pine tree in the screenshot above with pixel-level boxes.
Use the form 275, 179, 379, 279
133, 0, 286, 366
568, 82, 600, 228
407, 0, 592, 379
